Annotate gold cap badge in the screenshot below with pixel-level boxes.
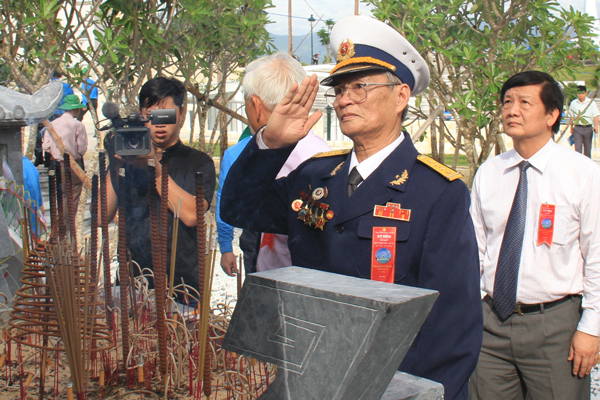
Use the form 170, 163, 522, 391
337, 39, 355, 62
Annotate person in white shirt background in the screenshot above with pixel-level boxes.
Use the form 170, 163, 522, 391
568, 85, 600, 158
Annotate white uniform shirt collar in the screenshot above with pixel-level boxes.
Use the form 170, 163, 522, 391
348, 133, 404, 179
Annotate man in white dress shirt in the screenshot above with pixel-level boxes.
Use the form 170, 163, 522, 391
470, 71, 600, 399
568, 85, 599, 158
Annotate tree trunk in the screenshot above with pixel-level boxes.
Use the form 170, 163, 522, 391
430, 121, 438, 160
452, 130, 462, 170
496, 131, 507, 154
460, 124, 477, 188
437, 116, 445, 164
196, 107, 208, 153
219, 112, 228, 156
188, 96, 197, 145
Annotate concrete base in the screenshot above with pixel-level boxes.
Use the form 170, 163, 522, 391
382, 371, 444, 400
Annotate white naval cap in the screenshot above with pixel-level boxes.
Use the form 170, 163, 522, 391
321, 15, 430, 96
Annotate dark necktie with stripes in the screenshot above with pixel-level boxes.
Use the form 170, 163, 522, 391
493, 161, 531, 320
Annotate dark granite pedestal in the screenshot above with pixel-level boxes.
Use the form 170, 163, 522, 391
223, 267, 442, 400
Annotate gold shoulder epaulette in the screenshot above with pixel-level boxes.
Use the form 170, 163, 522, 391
416, 155, 463, 181
311, 149, 351, 158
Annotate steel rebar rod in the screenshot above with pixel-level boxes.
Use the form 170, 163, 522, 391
63, 153, 77, 246
48, 167, 58, 238
55, 162, 66, 240
194, 172, 211, 396
117, 167, 130, 373
99, 151, 113, 328
90, 174, 99, 283
156, 157, 170, 382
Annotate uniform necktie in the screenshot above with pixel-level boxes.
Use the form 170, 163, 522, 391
493, 161, 531, 320
347, 167, 363, 197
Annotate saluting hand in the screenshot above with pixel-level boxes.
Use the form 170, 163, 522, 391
262, 74, 323, 149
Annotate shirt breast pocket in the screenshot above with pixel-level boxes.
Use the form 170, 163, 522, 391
549, 204, 573, 246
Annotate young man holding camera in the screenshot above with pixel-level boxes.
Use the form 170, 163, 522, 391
106, 77, 216, 303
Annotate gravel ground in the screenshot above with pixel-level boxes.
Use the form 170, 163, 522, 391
209, 227, 242, 308
592, 365, 600, 399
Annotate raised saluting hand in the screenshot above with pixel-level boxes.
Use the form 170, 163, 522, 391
262, 74, 323, 149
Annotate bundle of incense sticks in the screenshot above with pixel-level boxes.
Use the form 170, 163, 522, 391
194, 172, 217, 396
44, 241, 99, 400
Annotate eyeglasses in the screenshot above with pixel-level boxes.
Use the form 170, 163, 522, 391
324, 82, 400, 107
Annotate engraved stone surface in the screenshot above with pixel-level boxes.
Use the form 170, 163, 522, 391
0, 203, 22, 319
223, 266, 439, 400
0, 80, 62, 122
382, 371, 444, 400
0, 203, 14, 260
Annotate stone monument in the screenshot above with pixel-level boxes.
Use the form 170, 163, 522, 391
223, 267, 443, 400
0, 80, 62, 318
0, 80, 62, 185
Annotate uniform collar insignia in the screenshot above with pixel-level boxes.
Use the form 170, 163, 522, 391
390, 170, 408, 186
330, 162, 344, 176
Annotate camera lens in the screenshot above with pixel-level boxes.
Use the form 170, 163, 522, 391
126, 135, 141, 149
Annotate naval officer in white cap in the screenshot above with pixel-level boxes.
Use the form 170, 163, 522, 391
221, 15, 482, 400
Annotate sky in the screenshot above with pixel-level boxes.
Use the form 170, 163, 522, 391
264, 0, 598, 38
265, 0, 374, 37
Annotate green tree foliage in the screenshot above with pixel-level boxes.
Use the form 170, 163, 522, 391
367, 0, 600, 182
316, 19, 335, 63
0, 0, 273, 157
167, 0, 274, 154
0, 0, 273, 237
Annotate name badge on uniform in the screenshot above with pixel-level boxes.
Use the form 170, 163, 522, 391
373, 202, 411, 221
537, 203, 555, 246
371, 227, 396, 284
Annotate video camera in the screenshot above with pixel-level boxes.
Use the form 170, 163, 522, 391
101, 101, 177, 156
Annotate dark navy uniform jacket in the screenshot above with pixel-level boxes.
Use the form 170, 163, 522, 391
222, 132, 482, 400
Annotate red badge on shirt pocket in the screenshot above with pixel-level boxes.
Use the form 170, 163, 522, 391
537, 204, 555, 246
371, 227, 396, 283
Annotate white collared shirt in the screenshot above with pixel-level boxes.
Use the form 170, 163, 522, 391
569, 97, 600, 126
348, 133, 404, 181
258, 129, 404, 182
471, 138, 600, 335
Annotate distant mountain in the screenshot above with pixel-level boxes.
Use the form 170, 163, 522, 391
270, 34, 333, 65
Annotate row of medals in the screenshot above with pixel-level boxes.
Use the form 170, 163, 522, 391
291, 186, 334, 231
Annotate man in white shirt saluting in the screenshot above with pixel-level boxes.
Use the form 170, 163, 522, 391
470, 71, 600, 400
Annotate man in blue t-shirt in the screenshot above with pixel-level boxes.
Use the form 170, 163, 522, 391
78, 68, 98, 121
22, 156, 45, 237
51, 71, 74, 118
